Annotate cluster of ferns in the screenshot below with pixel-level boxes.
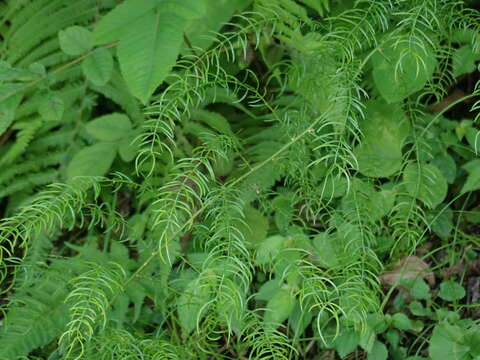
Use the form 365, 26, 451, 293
0, 0, 479, 359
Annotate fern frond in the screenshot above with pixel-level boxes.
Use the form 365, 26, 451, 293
0, 263, 70, 359
136, 12, 278, 174
59, 262, 126, 360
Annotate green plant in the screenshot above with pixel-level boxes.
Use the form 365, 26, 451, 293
0, 0, 479, 359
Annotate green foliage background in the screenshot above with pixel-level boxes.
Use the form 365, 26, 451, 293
0, 0, 479, 359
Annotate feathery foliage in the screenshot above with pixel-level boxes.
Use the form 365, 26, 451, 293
1, 0, 480, 359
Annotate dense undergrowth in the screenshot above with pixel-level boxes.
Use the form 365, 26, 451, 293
0, 0, 480, 359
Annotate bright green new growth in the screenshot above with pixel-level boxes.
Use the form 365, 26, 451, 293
0, 0, 479, 359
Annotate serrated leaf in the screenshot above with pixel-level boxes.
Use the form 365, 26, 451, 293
431, 154, 456, 184
177, 276, 212, 335
216, 280, 245, 332
85, 113, 132, 142
117, 9, 186, 104
452, 45, 480, 77
461, 159, 480, 193
67, 142, 117, 178
0, 89, 23, 135
372, 39, 437, 103
256, 278, 282, 301
0, 83, 23, 103
38, 95, 64, 122
341, 179, 393, 221
401, 278, 431, 300
403, 163, 447, 208
355, 141, 403, 178
58, 26, 92, 56
438, 281, 466, 302
191, 109, 233, 135
256, 235, 284, 265
428, 206, 454, 239
429, 324, 470, 360
157, 0, 206, 20
92, 0, 158, 44
263, 286, 295, 329
184, 0, 251, 52
354, 100, 409, 178
312, 232, 340, 269
237, 205, 269, 246
82, 47, 114, 86
0, 61, 22, 81
298, 0, 328, 16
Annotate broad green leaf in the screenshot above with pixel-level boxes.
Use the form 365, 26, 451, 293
85, 113, 132, 142
117, 9, 186, 104
264, 286, 296, 329
216, 280, 245, 332
355, 141, 403, 178
333, 329, 360, 358
466, 127, 480, 154
67, 142, 117, 178
319, 174, 348, 199
191, 109, 233, 135
0, 83, 24, 103
312, 232, 340, 269
157, 0, 206, 20
409, 301, 432, 317
38, 95, 64, 122
354, 100, 409, 178
438, 281, 466, 302
400, 278, 431, 300
0, 61, 22, 81
118, 135, 139, 162
256, 235, 284, 265
372, 39, 437, 103
465, 330, 480, 357
358, 323, 376, 352
125, 281, 147, 323
58, 26, 93, 56
392, 313, 414, 331
368, 341, 388, 360
184, 0, 252, 52
298, 0, 329, 16
429, 323, 470, 360
461, 159, 480, 193
384, 329, 400, 348
29, 62, 46, 77
92, 0, 158, 44
177, 277, 212, 335
289, 301, 313, 337
237, 205, 269, 246
361, 100, 410, 142
431, 153, 456, 184
428, 207, 454, 239
452, 45, 480, 77
341, 179, 392, 221
403, 163, 447, 208
0, 89, 23, 135
272, 194, 294, 231
255, 278, 282, 301
82, 47, 114, 86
